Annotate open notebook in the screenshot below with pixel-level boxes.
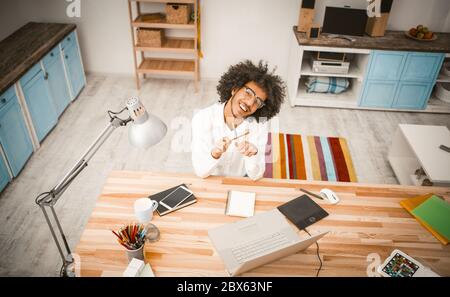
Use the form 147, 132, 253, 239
225, 190, 255, 217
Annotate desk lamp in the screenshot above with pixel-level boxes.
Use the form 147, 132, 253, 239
35, 97, 167, 277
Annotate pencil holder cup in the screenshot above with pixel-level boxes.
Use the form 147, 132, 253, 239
126, 244, 145, 262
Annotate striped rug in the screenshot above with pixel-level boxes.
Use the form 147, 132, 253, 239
264, 133, 357, 182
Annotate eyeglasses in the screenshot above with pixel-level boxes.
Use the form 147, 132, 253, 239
243, 85, 265, 109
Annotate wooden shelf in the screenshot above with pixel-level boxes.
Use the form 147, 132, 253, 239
135, 37, 195, 54
137, 58, 195, 75
130, 0, 194, 3
133, 15, 195, 30
128, 0, 199, 90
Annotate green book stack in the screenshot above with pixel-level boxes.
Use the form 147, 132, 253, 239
411, 195, 450, 242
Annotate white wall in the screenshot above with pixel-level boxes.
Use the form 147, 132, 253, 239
387, 0, 450, 32
1, 0, 449, 81
0, 1, 25, 41
7, 0, 135, 75
200, 0, 298, 80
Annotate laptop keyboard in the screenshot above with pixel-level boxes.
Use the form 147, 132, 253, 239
231, 232, 291, 263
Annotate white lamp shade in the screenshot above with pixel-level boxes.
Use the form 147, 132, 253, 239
128, 112, 167, 149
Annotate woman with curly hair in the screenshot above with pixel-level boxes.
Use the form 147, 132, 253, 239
191, 60, 286, 180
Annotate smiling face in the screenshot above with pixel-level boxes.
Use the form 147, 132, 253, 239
230, 81, 268, 119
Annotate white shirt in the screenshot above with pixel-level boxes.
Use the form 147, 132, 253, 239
191, 102, 268, 180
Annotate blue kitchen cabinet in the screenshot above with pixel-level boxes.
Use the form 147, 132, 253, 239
61, 32, 85, 100
0, 154, 11, 192
367, 51, 407, 81
401, 52, 444, 82
43, 45, 71, 117
359, 80, 397, 108
0, 87, 33, 177
20, 64, 58, 142
60, 30, 77, 51
360, 50, 444, 110
392, 82, 432, 110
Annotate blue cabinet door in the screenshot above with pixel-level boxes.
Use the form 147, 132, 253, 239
45, 51, 71, 117
63, 42, 85, 100
0, 96, 33, 177
60, 31, 77, 51
0, 154, 11, 192
20, 68, 58, 142
359, 80, 398, 108
401, 52, 445, 82
367, 51, 407, 81
392, 82, 431, 110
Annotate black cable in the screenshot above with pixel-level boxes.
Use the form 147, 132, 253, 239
303, 228, 323, 277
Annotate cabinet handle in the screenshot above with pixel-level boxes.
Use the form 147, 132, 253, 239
50, 52, 54, 57
1, 98, 6, 103
44, 72, 49, 80
68, 37, 71, 41
65, 55, 68, 59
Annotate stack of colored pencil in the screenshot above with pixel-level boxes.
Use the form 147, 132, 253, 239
112, 223, 146, 250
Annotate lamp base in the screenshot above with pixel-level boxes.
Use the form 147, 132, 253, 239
59, 261, 76, 277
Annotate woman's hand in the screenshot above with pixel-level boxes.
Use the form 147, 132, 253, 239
236, 141, 258, 157
211, 137, 231, 159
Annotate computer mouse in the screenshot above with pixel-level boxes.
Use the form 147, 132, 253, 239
319, 188, 340, 204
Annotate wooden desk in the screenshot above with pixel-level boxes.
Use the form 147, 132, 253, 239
75, 171, 450, 277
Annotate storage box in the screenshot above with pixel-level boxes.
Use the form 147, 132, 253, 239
365, 13, 390, 37
435, 82, 450, 103
137, 28, 165, 47
166, 3, 191, 24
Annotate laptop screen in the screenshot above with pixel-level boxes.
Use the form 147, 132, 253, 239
322, 6, 368, 36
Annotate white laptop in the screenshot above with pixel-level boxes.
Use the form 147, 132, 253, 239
208, 209, 328, 276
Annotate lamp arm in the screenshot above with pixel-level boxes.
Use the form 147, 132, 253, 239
35, 115, 130, 276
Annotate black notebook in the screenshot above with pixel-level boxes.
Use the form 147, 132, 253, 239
148, 184, 197, 216
277, 195, 329, 230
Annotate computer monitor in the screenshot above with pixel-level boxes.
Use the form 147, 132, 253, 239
321, 6, 368, 36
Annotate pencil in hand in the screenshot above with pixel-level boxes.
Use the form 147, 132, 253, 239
231, 130, 249, 141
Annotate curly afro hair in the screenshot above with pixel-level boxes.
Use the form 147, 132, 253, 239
216, 60, 286, 122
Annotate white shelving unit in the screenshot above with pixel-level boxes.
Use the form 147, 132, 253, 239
287, 33, 450, 113
288, 39, 370, 109
436, 72, 450, 83
128, 0, 200, 90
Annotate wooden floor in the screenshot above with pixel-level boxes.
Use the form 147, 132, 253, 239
0, 74, 449, 276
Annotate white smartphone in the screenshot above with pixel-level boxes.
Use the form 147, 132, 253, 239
377, 249, 440, 277
159, 185, 193, 210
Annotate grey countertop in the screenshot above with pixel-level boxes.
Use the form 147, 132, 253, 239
293, 26, 450, 53
0, 22, 76, 94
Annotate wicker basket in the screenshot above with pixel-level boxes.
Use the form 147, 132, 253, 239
137, 28, 165, 47
166, 3, 191, 24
